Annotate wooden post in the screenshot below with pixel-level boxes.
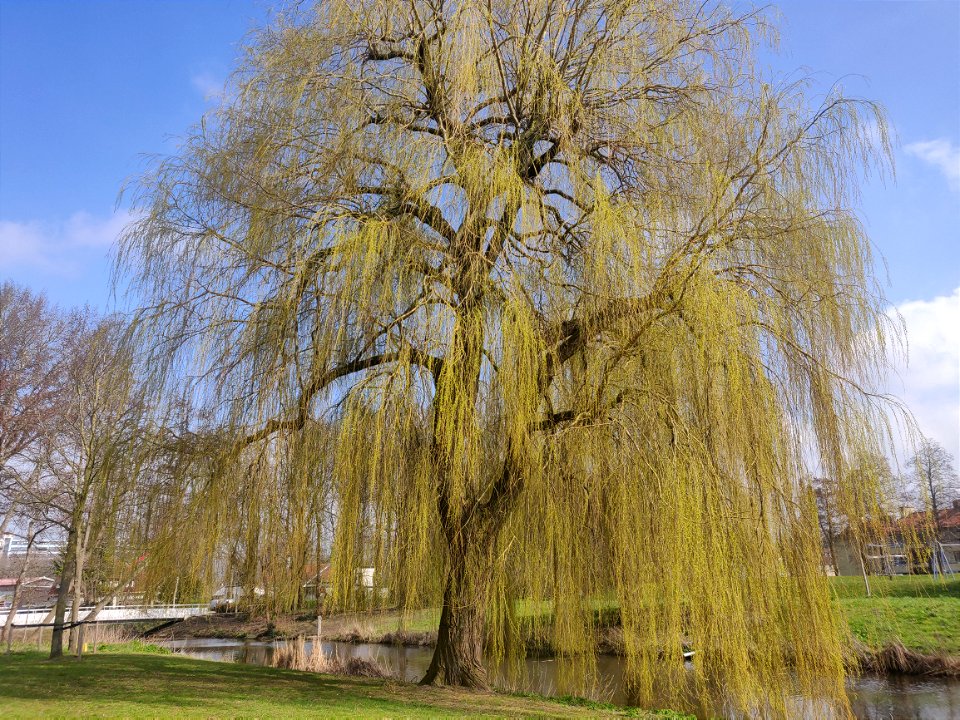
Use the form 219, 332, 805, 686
858, 549, 872, 598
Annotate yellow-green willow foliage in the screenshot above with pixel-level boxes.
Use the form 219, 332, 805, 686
117, 1, 905, 715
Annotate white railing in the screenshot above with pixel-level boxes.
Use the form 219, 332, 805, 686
0, 604, 210, 627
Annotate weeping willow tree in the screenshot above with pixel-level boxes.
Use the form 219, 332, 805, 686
119, 0, 903, 715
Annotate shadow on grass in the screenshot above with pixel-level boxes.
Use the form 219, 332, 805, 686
0, 650, 641, 718
0, 651, 440, 717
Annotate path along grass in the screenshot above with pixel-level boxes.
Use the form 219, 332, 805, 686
0, 646, 690, 719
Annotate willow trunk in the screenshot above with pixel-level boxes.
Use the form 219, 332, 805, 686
420, 533, 491, 688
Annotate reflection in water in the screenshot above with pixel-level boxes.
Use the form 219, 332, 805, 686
162, 639, 960, 719
847, 675, 959, 720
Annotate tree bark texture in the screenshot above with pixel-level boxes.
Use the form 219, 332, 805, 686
49, 525, 77, 659
420, 540, 490, 688
68, 530, 87, 651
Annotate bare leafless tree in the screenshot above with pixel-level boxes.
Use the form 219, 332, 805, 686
910, 437, 960, 540
0, 282, 76, 534
29, 317, 148, 658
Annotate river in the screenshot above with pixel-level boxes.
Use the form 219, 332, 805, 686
162, 638, 959, 719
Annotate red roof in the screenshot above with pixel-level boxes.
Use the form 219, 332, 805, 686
897, 505, 960, 531
303, 563, 331, 585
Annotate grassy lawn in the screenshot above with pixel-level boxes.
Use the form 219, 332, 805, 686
829, 575, 960, 654
0, 646, 687, 719
829, 575, 960, 600
341, 607, 442, 635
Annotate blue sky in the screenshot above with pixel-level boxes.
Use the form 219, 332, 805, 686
1, 0, 958, 461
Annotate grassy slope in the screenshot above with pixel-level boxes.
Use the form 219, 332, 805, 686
0, 648, 687, 719
830, 576, 960, 654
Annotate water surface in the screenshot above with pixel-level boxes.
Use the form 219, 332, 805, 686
163, 638, 960, 719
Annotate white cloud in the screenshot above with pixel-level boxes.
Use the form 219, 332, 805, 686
887, 288, 960, 464
905, 138, 960, 191
0, 210, 136, 277
191, 72, 225, 101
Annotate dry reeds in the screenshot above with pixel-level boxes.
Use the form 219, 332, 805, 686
855, 640, 960, 677
378, 629, 436, 647
328, 623, 375, 644
271, 637, 389, 678
330, 623, 436, 648
90, 624, 134, 647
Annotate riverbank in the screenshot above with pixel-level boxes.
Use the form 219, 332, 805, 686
834, 575, 960, 677
0, 646, 689, 719
151, 607, 441, 644
152, 576, 960, 676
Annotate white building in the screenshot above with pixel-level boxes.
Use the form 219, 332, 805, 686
1, 533, 66, 558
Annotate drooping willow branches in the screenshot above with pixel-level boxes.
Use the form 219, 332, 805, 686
118, 1, 904, 715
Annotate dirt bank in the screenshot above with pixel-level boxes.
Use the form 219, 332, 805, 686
148, 611, 355, 641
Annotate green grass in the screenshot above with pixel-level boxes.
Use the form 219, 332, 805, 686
359, 600, 620, 639
0, 647, 676, 719
829, 575, 960, 654
364, 607, 441, 635
828, 575, 960, 600
549, 695, 693, 718
95, 639, 173, 654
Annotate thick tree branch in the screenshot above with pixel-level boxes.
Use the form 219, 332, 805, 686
233, 349, 444, 450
